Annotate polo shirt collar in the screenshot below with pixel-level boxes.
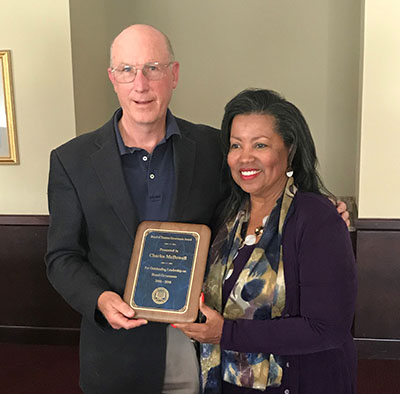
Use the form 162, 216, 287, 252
113, 108, 181, 155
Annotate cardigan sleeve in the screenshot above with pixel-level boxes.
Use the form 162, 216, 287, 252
220, 194, 357, 356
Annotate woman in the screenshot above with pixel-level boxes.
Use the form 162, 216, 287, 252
175, 89, 357, 394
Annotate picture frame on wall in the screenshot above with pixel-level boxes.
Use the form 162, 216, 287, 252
0, 50, 18, 164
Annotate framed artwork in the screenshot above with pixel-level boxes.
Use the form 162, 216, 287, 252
0, 50, 18, 164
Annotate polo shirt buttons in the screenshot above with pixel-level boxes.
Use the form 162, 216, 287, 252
142, 155, 148, 161
284, 389, 290, 394
149, 173, 155, 180
286, 362, 290, 368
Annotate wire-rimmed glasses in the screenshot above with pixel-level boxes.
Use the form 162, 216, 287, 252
111, 62, 174, 83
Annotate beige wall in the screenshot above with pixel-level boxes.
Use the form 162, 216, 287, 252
101, 0, 362, 197
358, 0, 400, 218
0, 0, 75, 214
0, 0, 364, 214
69, 0, 118, 135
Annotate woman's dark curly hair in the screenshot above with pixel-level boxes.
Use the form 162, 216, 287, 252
220, 88, 333, 223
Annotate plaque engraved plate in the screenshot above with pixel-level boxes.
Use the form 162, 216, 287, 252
123, 221, 211, 323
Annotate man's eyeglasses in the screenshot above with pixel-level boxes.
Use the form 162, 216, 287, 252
111, 62, 174, 83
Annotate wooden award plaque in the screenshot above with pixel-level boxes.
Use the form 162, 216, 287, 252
123, 221, 211, 323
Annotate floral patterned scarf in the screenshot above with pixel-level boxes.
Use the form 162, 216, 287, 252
200, 177, 297, 393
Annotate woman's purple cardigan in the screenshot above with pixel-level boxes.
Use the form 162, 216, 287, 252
221, 191, 357, 394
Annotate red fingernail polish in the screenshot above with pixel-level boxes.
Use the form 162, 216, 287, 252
171, 324, 176, 328
201, 292, 205, 303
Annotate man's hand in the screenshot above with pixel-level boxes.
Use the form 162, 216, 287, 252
97, 291, 148, 330
173, 295, 223, 344
335, 199, 350, 228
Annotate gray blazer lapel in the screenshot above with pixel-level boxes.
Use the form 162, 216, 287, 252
169, 133, 196, 221
91, 128, 138, 239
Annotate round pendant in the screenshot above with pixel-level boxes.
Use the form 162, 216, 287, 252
244, 234, 256, 245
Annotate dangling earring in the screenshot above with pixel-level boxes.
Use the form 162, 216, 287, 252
286, 146, 295, 178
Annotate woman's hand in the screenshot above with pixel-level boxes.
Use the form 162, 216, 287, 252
173, 295, 224, 344
330, 198, 350, 227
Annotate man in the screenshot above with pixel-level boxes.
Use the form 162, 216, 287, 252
46, 24, 228, 394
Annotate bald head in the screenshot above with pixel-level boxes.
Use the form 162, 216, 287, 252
107, 24, 180, 137
110, 24, 174, 68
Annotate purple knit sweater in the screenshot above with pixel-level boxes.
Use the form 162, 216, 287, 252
220, 191, 357, 394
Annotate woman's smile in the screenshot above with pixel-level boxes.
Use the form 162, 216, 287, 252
239, 168, 262, 180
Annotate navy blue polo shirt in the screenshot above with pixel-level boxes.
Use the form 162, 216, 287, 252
114, 108, 180, 222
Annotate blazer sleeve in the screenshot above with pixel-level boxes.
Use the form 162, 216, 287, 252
45, 149, 111, 323
220, 197, 357, 356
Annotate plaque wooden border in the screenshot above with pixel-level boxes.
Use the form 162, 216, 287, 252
123, 221, 211, 323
